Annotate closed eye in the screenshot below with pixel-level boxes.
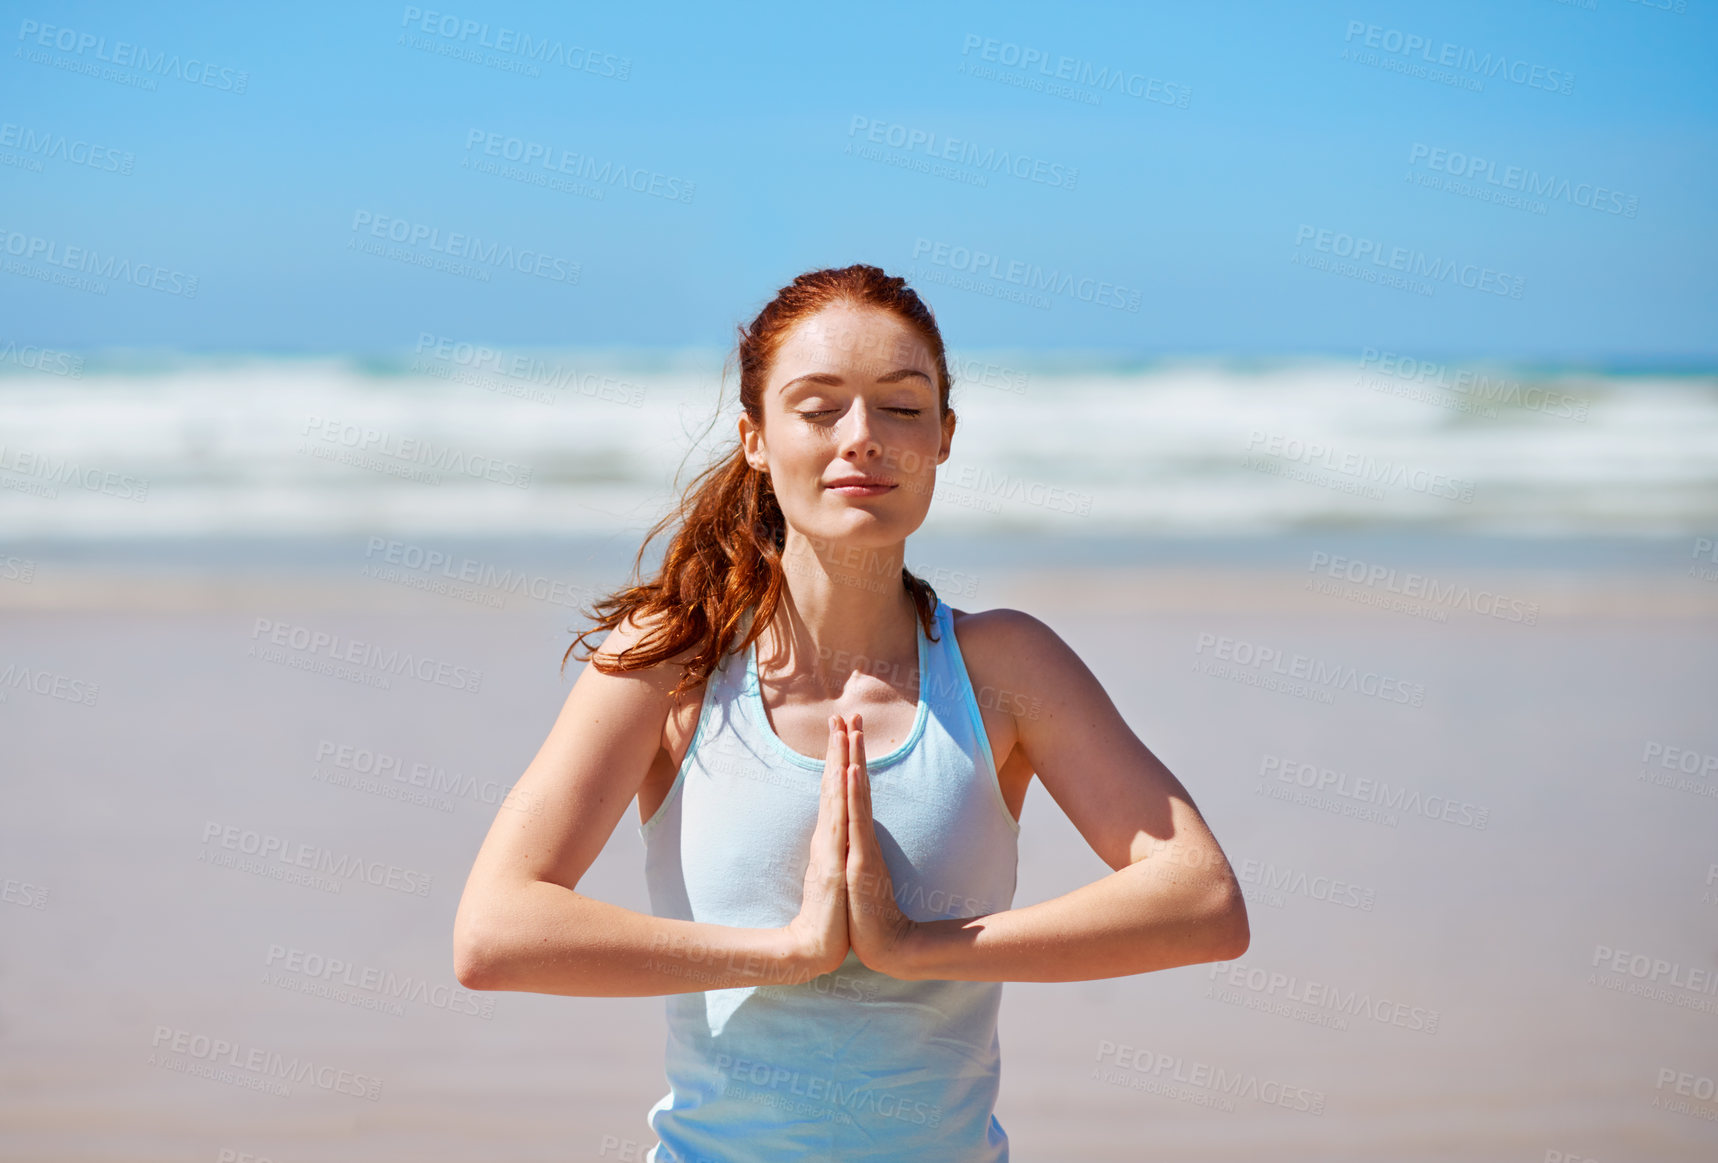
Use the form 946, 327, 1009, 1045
798, 408, 923, 419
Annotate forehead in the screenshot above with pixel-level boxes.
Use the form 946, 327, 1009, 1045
770, 304, 935, 382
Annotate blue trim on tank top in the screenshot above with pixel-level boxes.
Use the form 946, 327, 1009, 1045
941, 600, 1023, 835
743, 599, 930, 772
638, 596, 1023, 836
637, 657, 720, 838
636, 603, 928, 835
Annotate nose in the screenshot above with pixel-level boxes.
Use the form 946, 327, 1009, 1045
837, 399, 881, 462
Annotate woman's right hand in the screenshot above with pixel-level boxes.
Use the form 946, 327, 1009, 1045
782, 714, 851, 980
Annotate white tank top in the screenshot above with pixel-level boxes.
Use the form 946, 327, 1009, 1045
638, 594, 1021, 1160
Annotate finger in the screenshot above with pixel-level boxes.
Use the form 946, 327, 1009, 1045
846, 763, 875, 870
819, 715, 834, 808
841, 711, 859, 810
845, 761, 861, 834
828, 716, 849, 852
834, 746, 849, 853
828, 717, 852, 831
844, 764, 865, 885
824, 714, 842, 795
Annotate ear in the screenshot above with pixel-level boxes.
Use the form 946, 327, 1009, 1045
738, 413, 767, 473
936, 407, 956, 466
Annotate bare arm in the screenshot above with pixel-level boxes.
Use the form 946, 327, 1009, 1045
451, 613, 844, 997
892, 611, 1249, 983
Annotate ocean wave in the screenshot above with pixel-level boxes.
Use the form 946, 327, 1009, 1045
0, 350, 1713, 537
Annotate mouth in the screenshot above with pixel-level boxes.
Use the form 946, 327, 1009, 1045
825, 479, 897, 497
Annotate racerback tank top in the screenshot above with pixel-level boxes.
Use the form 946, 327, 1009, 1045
638, 594, 1021, 1161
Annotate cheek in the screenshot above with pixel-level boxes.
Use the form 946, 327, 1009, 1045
889, 432, 943, 477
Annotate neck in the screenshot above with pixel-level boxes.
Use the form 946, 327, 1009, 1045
761, 533, 921, 695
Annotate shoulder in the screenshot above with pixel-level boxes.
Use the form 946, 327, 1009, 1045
588, 606, 710, 702
583, 607, 716, 759
948, 605, 1065, 657
946, 605, 1078, 702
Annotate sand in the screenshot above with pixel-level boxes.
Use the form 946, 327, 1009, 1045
2, 544, 1716, 1161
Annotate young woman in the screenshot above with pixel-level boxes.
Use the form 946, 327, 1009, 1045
452, 264, 1249, 1161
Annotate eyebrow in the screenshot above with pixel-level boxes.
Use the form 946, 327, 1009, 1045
779, 368, 934, 395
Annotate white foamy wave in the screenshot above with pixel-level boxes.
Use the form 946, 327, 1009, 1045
0, 350, 1713, 538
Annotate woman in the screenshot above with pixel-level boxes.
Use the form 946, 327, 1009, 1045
452, 264, 1249, 1160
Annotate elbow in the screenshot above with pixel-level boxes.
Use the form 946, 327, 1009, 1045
453, 927, 498, 991
454, 941, 498, 992
453, 903, 511, 992
1208, 882, 1250, 961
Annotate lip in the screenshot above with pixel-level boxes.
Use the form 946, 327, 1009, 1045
826, 478, 896, 496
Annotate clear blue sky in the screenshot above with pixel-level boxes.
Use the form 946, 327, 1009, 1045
2, 0, 1713, 360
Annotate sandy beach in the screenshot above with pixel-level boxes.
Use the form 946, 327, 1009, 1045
3, 538, 1716, 1162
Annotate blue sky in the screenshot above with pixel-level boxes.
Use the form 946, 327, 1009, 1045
2, 0, 1714, 360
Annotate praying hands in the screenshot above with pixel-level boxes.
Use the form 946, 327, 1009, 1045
783, 713, 920, 980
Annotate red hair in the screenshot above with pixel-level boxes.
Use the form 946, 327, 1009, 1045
562, 263, 953, 701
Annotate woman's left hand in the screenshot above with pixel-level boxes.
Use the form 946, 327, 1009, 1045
843, 714, 921, 978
